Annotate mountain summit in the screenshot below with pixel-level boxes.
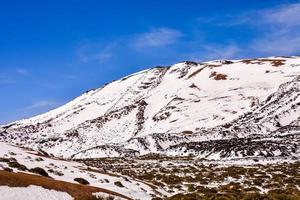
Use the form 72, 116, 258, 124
1, 56, 299, 161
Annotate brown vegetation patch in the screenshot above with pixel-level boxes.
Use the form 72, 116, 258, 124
81, 157, 300, 200
30, 167, 49, 177
0, 170, 132, 200
241, 58, 286, 67
166, 190, 300, 200
215, 74, 228, 80
114, 181, 124, 187
181, 131, 193, 135
209, 71, 227, 80
74, 177, 90, 185
258, 59, 286, 67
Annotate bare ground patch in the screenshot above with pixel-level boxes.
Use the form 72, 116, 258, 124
0, 170, 132, 200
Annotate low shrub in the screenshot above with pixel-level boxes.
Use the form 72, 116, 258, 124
35, 157, 44, 162
3, 167, 13, 172
74, 177, 90, 185
8, 161, 28, 171
0, 157, 10, 162
114, 181, 124, 188
30, 167, 49, 177
48, 169, 64, 176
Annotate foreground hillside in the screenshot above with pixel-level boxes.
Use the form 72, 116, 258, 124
0, 142, 299, 199
0, 56, 299, 161
0, 142, 300, 200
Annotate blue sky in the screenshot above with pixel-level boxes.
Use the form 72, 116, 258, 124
1, 0, 300, 124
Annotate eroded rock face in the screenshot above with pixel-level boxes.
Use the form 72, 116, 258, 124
1, 56, 300, 160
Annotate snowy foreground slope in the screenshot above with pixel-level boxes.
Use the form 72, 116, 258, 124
0, 56, 299, 160
0, 142, 168, 199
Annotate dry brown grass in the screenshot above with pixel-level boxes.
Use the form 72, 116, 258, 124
209, 71, 228, 80
258, 59, 285, 67
181, 131, 193, 135
214, 73, 228, 80
0, 170, 132, 200
241, 58, 286, 67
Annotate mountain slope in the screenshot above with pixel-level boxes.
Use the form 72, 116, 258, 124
0, 56, 299, 160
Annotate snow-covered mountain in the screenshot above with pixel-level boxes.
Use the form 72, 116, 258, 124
1, 56, 299, 160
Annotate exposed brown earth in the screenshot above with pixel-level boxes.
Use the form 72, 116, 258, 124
0, 170, 132, 200
209, 71, 228, 80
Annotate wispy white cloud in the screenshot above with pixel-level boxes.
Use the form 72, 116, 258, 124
132, 28, 183, 48
76, 27, 183, 64
262, 3, 300, 27
24, 100, 61, 111
76, 40, 119, 63
15, 68, 28, 75
201, 2, 300, 56
205, 3, 300, 28
75, 4, 300, 66
249, 3, 300, 55
251, 32, 300, 55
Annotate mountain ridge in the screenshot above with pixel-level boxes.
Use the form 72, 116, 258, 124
1, 56, 299, 161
